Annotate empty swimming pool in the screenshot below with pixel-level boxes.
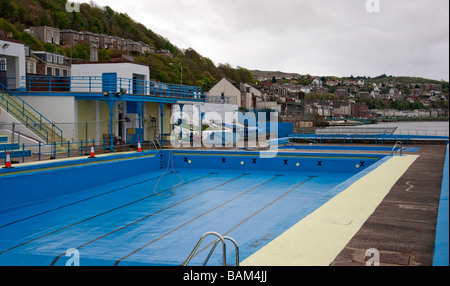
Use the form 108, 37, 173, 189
0, 150, 388, 266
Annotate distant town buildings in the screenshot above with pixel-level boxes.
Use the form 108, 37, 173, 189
206, 74, 448, 125
3, 24, 448, 131
29, 26, 60, 45
28, 26, 156, 56
29, 51, 71, 76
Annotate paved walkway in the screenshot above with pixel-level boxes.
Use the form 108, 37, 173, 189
242, 145, 447, 266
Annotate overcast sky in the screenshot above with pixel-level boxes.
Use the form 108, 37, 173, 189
81, 0, 449, 81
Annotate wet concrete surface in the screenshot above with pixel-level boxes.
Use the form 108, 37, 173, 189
331, 144, 447, 266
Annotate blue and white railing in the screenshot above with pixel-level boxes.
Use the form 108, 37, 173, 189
19, 76, 204, 100
1, 81, 64, 144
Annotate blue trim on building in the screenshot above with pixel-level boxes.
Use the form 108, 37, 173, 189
433, 142, 449, 266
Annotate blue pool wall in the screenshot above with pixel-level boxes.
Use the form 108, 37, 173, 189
167, 150, 385, 173
0, 149, 386, 215
433, 142, 449, 266
0, 152, 160, 214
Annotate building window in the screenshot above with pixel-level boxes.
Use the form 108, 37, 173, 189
24, 46, 30, 57
47, 67, 52, 76
55, 68, 60, 76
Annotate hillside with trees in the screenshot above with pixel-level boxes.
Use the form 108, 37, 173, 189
0, 0, 253, 89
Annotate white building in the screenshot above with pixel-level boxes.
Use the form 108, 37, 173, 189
0, 36, 26, 90
19, 62, 153, 144
70, 61, 150, 94
207, 78, 241, 106
311, 78, 322, 87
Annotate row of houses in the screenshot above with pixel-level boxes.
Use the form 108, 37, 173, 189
307, 100, 370, 119
25, 47, 71, 77
206, 78, 312, 129
2, 32, 205, 148
373, 108, 449, 118
205, 78, 380, 125
310, 100, 448, 119
27, 26, 173, 58
207, 78, 305, 112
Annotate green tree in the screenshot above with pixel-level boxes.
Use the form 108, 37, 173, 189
70, 10, 86, 30
410, 101, 423, 110
53, 10, 71, 29
21, 31, 44, 51
0, 0, 16, 20
70, 43, 89, 61
0, 18, 21, 39
392, 100, 408, 110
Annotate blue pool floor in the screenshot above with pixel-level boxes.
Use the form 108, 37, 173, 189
0, 168, 357, 266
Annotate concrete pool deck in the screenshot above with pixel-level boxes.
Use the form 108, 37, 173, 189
242, 154, 419, 266
242, 144, 448, 266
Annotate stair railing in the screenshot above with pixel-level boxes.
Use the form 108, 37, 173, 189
0, 81, 63, 144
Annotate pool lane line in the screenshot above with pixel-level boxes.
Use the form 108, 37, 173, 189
241, 155, 420, 266
190, 176, 317, 263
0, 172, 179, 229
113, 175, 282, 266
49, 173, 249, 266
0, 172, 214, 256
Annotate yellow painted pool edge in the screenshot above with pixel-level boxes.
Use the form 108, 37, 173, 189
0, 151, 156, 177
241, 154, 419, 266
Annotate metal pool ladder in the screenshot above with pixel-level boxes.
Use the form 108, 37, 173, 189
181, 231, 239, 266
390, 141, 403, 156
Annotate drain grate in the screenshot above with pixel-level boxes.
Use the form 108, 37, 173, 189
365, 252, 411, 266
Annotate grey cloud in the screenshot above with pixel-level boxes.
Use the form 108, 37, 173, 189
85, 0, 449, 80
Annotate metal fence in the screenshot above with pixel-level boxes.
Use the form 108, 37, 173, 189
19, 75, 203, 100
1, 139, 149, 165
1, 81, 64, 143
316, 126, 398, 135
293, 126, 449, 137
0, 118, 163, 165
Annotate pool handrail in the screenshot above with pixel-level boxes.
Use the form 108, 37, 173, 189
390, 141, 403, 156
181, 231, 239, 266
203, 236, 239, 266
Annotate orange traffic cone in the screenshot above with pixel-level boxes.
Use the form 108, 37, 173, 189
89, 144, 96, 158
3, 151, 13, 168
137, 140, 142, 152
